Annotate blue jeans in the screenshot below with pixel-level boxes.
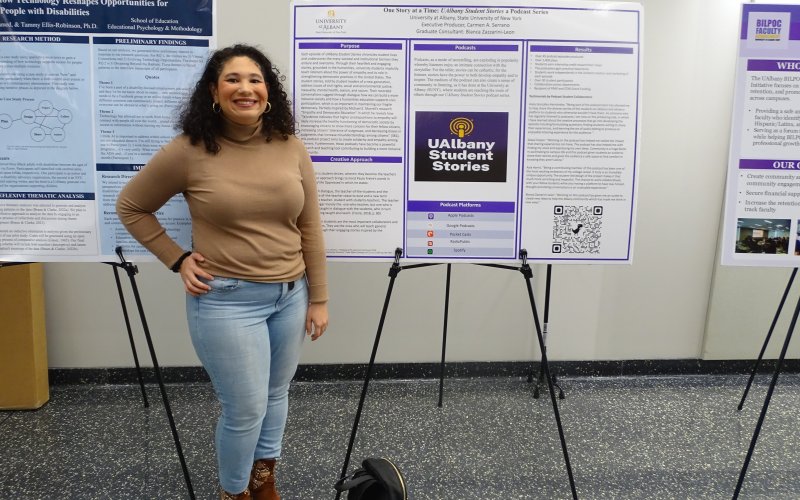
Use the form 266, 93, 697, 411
186, 276, 308, 493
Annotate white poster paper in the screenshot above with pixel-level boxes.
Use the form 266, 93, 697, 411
291, 0, 643, 263
0, 2, 215, 262
722, 4, 800, 267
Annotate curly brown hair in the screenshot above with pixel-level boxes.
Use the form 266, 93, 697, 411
178, 44, 294, 153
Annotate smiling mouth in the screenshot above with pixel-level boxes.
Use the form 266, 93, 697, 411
233, 99, 258, 107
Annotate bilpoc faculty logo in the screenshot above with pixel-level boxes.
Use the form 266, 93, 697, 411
754, 17, 782, 41
415, 111, 508, 183
748, 12, 790, 47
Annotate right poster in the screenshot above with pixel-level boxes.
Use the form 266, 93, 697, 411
723, 4, 800, 266
291, 0, 643, 263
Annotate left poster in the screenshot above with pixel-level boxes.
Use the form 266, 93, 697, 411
0, 1, 214, 262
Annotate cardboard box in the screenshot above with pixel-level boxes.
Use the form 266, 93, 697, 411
0, 263, 49, 409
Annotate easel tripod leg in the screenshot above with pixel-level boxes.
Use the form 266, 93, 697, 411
738, 267, 797, 411
534, 345, 565, 400
122, 264, 195, 500
522, 271, 578, 500
528, 264, 551, 384
109, 264, 149, 408
732, 291, 800, 499
532, 265, 565, 400
438, 263, 451, 408
335, 261, 400, 500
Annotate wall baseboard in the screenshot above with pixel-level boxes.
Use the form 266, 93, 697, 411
48, 359, 800, 385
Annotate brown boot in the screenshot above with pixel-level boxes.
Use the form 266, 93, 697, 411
220, 487, 251, 499
249, 458, 280, 500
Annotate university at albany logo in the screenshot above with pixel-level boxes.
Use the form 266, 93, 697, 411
415, 111, 508, 183
315, 8, 346, 33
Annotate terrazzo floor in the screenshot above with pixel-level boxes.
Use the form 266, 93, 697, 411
2, 374, 800, 499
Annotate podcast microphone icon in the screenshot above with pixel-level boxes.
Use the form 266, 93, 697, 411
449, 117, 474, 138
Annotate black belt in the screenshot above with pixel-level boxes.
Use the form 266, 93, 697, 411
288, 275, 305, 290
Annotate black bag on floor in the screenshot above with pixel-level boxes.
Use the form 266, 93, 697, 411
334, 457, 407, 500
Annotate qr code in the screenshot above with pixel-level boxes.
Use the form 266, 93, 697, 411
551, 205, 603, 254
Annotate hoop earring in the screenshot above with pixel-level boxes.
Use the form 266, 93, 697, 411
211, 102, 221, 113
263, 102, 272, 115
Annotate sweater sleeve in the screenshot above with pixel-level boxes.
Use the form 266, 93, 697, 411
295, 139, 329, 303
116, 137, 190, 269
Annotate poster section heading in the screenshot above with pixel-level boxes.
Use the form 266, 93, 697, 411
291, 0, 643, 264
0, 0, 212, 36
722, 4, 800, 267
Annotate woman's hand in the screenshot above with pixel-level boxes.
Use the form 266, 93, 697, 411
306, 302, 329, 341
179, 252, 214, 296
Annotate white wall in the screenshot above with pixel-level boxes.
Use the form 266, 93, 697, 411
44, 0, 770, 368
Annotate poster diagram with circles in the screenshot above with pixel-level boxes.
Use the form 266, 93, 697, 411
0, 100, 72, 142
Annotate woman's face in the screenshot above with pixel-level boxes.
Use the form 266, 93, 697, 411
210, 56, 269, 125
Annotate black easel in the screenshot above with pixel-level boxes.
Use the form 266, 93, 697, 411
437, 262, 564, 404
438, 263, 451, 408
108, 247, 196, 500
529, 264, 564, 399
732, 267, 799, 499
737, 267, 797, 410
335, 249, 578, 500
334, 249, 439, 500
105, 256, 150, 408
0, 253, 195, 498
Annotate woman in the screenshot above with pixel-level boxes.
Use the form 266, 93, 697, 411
117, 44, 329, 500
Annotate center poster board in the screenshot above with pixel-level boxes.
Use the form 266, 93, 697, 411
291, 0, 643, 263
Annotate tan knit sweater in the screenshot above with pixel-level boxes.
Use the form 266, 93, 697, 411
116, 120, 328, 303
